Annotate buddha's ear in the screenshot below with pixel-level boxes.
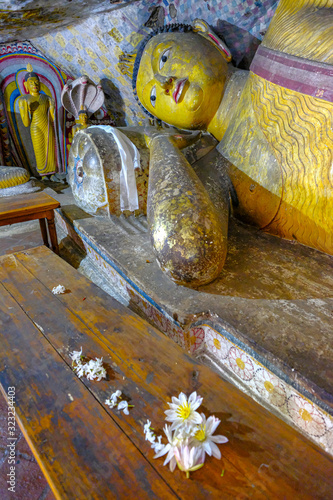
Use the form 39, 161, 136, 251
193, 19, 232, 62
23, 81, 28, 93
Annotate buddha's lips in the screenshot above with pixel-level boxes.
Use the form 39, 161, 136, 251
173, 79, 187, 103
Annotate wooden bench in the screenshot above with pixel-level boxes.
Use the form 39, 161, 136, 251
0, 192, 60, 254
0, 245, 332, 499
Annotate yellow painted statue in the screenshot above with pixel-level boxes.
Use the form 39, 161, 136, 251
18, 64, 57, 176
72, 108, 89, 137
122, 0, 333, 287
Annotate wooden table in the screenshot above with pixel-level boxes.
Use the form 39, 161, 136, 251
0, 192, 60, 254
0, 246, 332, 499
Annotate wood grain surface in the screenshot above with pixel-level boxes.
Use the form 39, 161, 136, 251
0, 246, 332, 500
0, 192, 60, 221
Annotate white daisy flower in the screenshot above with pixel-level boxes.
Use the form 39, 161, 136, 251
174, 444, 204, 478
153, 424, 183, 472
117, 400, 129, 415
190, 413, 228, 459
165, 392, 203, 431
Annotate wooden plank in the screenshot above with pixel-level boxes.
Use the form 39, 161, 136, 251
0, 192, 59, 221
1, 246, 333, 499
0, 251, 259, 499
0, 281, 178, 500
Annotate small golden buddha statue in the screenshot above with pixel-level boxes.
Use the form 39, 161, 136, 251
120, 0, 333, 287
61, 75, 104, 138
18, 64, 57, 176
72, 106, 89, 137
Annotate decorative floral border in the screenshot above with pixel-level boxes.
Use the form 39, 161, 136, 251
56, 211, 333, 455
188, 325, 333, 454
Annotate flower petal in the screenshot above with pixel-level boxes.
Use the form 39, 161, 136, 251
211, 435, 228, 444
169, 456, 177, 472
154, 443, 170, 459
210, 442, 222, 459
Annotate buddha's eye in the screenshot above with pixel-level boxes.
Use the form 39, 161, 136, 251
150, 86, 156, 107
159, 48, 171, 70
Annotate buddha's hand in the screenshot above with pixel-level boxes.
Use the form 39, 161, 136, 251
144, 119, 201, 150
18, 98, 31, 127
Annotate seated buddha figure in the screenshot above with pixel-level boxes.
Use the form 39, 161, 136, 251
128, 0, 333, 288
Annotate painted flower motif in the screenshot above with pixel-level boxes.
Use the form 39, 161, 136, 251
189, 327, 205, 354
174, 445, 204, 478
165, 392, 203, 431
287, 395, 326, 437
190, 413, 228, 459
254, 368, 286, 407
324, 427, 333, 454
206, 328, 231, 360
228, 346, 254, 381
153, 424, 182, 472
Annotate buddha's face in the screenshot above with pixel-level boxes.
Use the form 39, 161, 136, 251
24, 77, 40, 96
136, 32, 228, 130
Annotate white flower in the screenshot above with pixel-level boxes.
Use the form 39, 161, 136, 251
145, 429, 156, 443
144, 419, 152, 434
151, 435, 164, 454
74, 362, 85, 378
117, 400, 129, 415
84, 358, 107, 381
105, 390, 122, 408
174, 444, 204, 478
70, 347, 83, 364
190, 414, 228, 459
165, 392, 203, 431
52, 284, 66, 294
153, 424, 183, 472
144, 419, 163, 446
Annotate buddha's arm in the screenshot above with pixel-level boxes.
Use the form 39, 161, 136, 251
146, 132, 228, 287
48, 98, 55, 122
18, 98, 31, 127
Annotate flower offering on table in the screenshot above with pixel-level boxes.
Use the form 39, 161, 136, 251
144, 391, 228, 478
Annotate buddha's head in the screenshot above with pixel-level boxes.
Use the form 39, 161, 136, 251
132, 21, 231, 130
24, 75, 40, 96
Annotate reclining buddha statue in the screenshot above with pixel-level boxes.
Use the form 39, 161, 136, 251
69, 0, 333, 288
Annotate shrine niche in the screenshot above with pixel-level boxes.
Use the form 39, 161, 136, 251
0, 42, 70, 177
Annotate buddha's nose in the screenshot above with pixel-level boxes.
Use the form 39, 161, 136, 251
154, 74, 174, 89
